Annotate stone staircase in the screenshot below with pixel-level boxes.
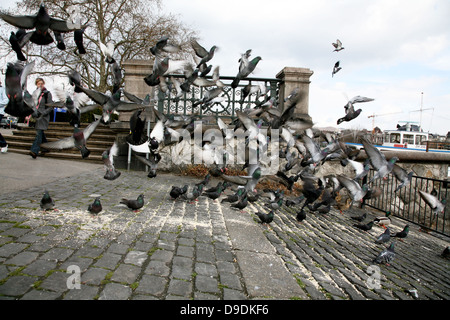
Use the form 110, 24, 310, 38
4, 122, 122, 163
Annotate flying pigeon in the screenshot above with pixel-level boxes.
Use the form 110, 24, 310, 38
9, 29, 32, 61
347, 159, 370, 181
40, 190, 55, 211
100, 41, 115, 64
102, 142, 121, 180
120, 194, 144, 211
133, 150, 161, 178
53, 31, 65, 50
151, 35, 181, 57
418, 189, 446, 219
392, 164, 413, 192
4, 60, 36, 118
231, 55, 262, 88
74, 27, 87, 54
337, 174, 368, 204
74, 86, 141, 124
46, 83, 94, 127
88, 197, 102, 215
0, 3, 88, 46
40, 119, 100, 159
373, 242, 395, 266
360, 137, 399, 182
337, 102, 362, 125
332, 39, 344, 52
332, 61, 341, 77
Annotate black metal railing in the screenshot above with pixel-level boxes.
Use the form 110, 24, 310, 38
156, 75, 281, 121
364, 170, 449, 236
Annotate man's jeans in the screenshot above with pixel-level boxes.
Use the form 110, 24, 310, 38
31, 129, 47, 154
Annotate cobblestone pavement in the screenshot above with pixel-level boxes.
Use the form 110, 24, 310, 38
0, 156, 449, 300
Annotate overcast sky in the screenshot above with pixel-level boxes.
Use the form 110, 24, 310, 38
1, 0, 449, 136
160, 0, 450, 136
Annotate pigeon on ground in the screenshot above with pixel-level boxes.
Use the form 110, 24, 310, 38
256, 210, 274, 225
392, 164, 413, 192
441, 247, 450, 260
350, 211, 367, 222
353, 220, 374, 231
203, 184, 225, 201
88, 197, 102, 215
231, 55, 262, 88
40, 190, 55, 211
418, 189, 446, 219
181, 184, 204, 203
195, 173, 211, 188
373, 242, 395, 266
221, 187, 246, 204
120, 194, 144, 211
102, 142, 121, 180
9, 29, 32, 61
391, 224, 409, 241
231, 195, 248, 212
296, 209, 307, 223
332, 39, 344, 52
40, 119, 100, 159
375, 227, 391, 244
332, 61, 341, 77
0, 3, 88, 46
170, 185, 188, 200
360, 137, 399, 183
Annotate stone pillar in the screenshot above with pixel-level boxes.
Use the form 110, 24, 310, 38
116, 59, 153, 124
276, 67, 314, 117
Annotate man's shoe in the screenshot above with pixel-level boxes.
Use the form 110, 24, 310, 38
30, 151, 37, 159
0, 145, 7, 153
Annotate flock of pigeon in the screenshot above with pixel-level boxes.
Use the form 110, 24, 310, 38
2, 4, 448, 267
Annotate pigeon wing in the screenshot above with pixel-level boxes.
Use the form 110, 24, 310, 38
41, 136, 76, 150
0, 12, 36, 29
360, 137, 386, 170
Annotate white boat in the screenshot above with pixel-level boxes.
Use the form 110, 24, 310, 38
346, 122, 450, 154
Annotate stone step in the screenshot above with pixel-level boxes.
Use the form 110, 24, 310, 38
5, 147, 103, 163
4, 135, 116, 148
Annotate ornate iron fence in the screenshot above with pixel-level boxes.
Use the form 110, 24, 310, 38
156, 74, 282, 121
363, 170, 449, 236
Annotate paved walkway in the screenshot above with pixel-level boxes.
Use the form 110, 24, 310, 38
0, 152, 449, 300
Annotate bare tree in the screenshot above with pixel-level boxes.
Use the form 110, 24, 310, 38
0, 0, 197, 92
